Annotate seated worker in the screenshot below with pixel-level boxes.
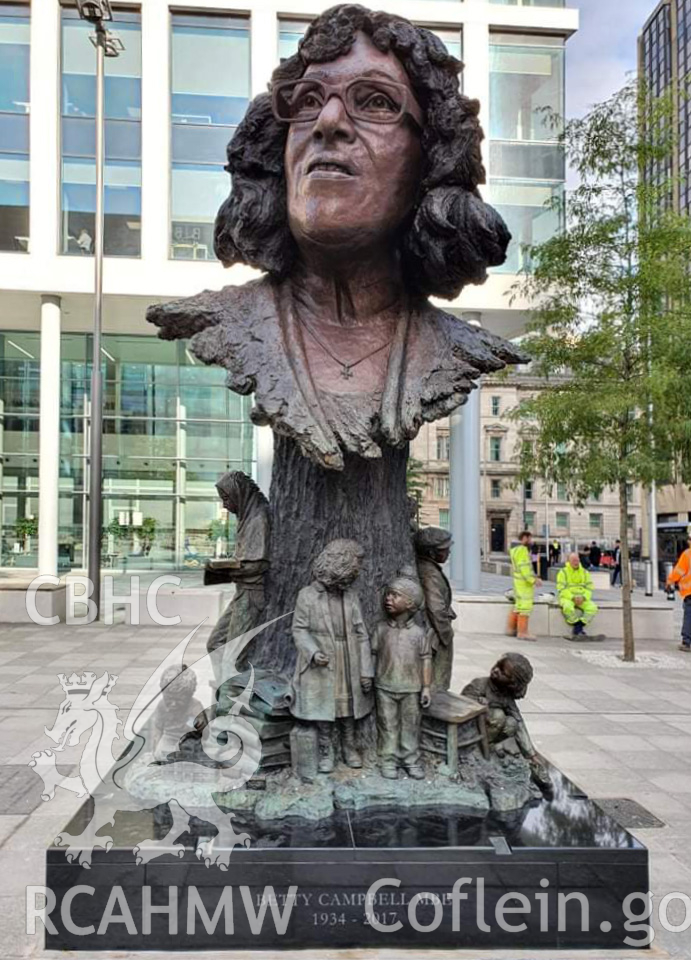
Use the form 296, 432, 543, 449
557, 552, 605, 642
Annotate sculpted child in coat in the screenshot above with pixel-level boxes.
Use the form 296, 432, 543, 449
289, 539, 374, 773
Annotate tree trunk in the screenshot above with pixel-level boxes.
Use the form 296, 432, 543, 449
243, 436, 415, 677
619, 482, 635, 662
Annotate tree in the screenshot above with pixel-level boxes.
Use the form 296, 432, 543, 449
406, 455, 428, 525
511, 80, 691, 661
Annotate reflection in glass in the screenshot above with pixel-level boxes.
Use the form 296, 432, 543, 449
170, 14, 250, 260
60, 9, 141, 256
49, 335, 256, 572
490, 178, 563, 274
490, 41, 564, 143
0, 3, 30, 251
490, 36, 565, 274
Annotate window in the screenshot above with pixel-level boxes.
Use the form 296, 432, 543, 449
626, 483, 635, 503
556, 482, 566, 500
432, 29, 462, 64
524, 480, 533, 500
434, 476, 450, 499
171, 13, 250, 260
490, 0, 565, 6
55, 334, 255, 570
490, 437, 502, 462
524, 510, 536, 529
556, 511, 569, 529
491, 478, 501, 499
61, 7, 142, 257
627, 513, 636, 531
589, 513, 603, 533
438, 508, 450, 530
491, 395, 501, 416
590, 491, 601, 503
0, 3, 30, 252
436, 433, 449, 461
489, 35, 565, 273
278, 19, 309, 60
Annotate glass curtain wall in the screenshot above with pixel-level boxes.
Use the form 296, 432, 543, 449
171, 13, 249, 260
0, 3, 30, 252
0, 333, 255, 572
490, 0, 565, 7
489, 33, 565, 273
278, 20, 461, 64
60, 6, 142, 257
0, 333, 40, 566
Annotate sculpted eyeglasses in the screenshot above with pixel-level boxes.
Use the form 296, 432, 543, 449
271, 76, 424, 129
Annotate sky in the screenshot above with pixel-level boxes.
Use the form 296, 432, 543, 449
566, 0, 660, 119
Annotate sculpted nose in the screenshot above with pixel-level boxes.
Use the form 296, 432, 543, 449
312, 95, 356, 144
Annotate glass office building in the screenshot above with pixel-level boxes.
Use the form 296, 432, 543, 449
489, 33, 565, 273
0, 3, 30, 252
0, 0, 576, 579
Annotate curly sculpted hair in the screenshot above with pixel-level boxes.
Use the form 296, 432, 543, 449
214, 3, 510, 299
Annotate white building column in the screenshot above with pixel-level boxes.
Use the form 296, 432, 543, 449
450, 312, 483, 593
38, 296, 62, 577
251, 5, 278, 97
29, 0, 60, 261
141, 0, 171, 263
255, 425, 274, 498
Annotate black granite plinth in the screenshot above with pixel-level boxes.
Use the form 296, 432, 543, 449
44, 767, 649, 951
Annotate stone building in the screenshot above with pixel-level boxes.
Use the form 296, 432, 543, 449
410, 372, 643, 558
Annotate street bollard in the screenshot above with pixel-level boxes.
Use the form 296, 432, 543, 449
644, 559, 653, 597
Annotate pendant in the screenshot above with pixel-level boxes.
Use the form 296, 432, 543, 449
341, 365, 353, 380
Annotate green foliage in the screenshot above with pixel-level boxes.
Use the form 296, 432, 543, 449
511, 80, 691, 660
406, 456, 428, 507
15, 516, 37, 541
207, 518, 229, 542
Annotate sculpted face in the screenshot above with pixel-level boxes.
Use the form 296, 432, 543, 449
284, 32, 423, 255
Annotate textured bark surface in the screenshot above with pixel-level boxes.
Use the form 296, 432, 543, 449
244, 435, 414, 677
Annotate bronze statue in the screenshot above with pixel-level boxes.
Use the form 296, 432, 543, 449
462, 653, 550, 793
415, 526, 456, 690
372, 574, 432, 780
205, 472, 270, 676
150, 665, 205, 762
288, 539, 374, 773
148, 5, 520, 673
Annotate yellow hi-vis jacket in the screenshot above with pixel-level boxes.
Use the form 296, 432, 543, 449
556, 562, 594, 603
510, 544, 537, 614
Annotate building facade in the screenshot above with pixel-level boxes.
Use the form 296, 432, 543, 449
411, 374, 644, 557
0, 0, 577, 577
638, 1, 691, 534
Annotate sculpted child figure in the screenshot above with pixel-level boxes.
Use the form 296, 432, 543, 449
372, 574, 432, 780
289, 539, 374, 773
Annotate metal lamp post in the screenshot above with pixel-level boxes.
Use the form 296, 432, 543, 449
75, 0, 122, 618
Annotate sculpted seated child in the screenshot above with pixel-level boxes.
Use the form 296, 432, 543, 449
372, 574, 433, 780
462, 653, 550, 794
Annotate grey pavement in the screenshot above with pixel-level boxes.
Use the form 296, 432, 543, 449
0, 617, 689, 958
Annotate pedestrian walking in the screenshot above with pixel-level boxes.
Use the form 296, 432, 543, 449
666, 534, 691, 652
588, 541, 601, 569
611, 540, 622, 587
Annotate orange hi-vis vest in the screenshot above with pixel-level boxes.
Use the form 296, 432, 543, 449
668, 548, 691, 599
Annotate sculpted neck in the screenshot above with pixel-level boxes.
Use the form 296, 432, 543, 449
290, 250, 405, 328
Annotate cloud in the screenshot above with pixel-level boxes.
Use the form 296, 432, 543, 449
567, 0, 659, 119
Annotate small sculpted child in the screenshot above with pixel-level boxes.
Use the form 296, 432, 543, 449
371, 574, 433, 780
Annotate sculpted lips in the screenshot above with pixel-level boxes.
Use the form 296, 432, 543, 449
306, 157, 356, 178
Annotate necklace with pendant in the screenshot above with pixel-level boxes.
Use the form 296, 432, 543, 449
297, 316, 394, 380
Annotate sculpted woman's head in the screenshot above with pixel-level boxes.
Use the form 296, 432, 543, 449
214, 3, 510, 298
